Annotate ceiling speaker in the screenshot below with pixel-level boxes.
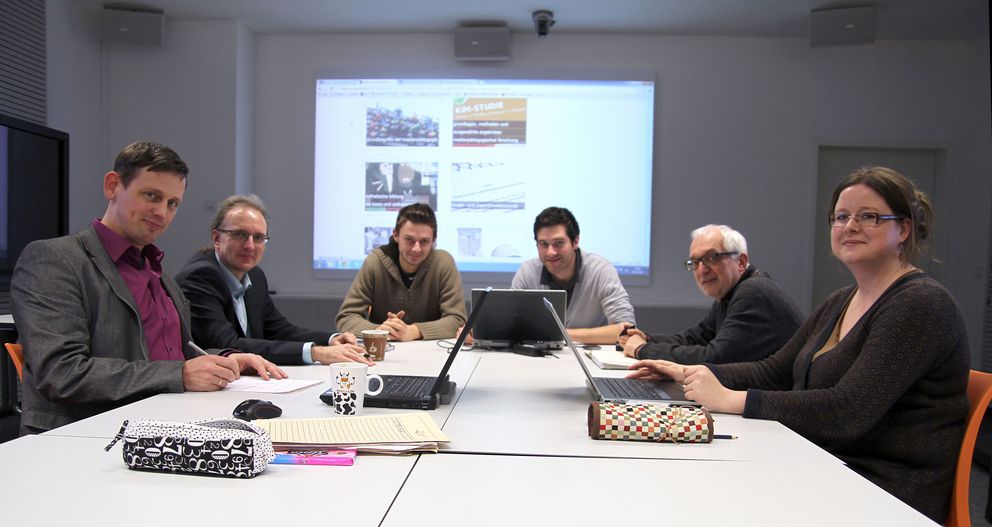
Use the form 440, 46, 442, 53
454, 27, 511, 61
810, 6, 875, 47
101, 6, 165, 46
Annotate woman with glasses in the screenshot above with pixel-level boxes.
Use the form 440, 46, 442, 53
628, 166, 969, 522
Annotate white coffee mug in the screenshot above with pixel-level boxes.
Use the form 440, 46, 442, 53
329, 362, 384, 415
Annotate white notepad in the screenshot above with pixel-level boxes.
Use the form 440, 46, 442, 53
224, 377, 322, 394
585, 348, 638, 370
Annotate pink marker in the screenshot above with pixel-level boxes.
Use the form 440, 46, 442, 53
271, 450, 356, 466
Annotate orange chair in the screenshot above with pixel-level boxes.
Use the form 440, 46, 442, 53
4, 342, 23, 381
946, 370, 992, 527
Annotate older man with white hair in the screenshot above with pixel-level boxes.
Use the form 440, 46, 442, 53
620, 224, 803, 364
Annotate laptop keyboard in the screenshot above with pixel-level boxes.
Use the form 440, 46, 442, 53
381, 375, 435, 397
598, 377, 666, 400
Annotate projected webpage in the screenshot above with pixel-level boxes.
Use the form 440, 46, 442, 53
313, 75, 654, 280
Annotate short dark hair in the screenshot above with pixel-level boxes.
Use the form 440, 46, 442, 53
393, 203, 437, 239
830, 166, 934, 264
114, 141, 188, 187
533, 206, 579, 242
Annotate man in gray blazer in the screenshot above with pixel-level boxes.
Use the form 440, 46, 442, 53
11, 141, 285, 434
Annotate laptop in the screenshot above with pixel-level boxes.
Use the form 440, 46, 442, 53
321, 287, 491, 411
471, 288, 566, 353
542, 297, 700, 406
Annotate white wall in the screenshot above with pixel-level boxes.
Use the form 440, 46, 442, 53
234, 22, 254, 196
48, 3, 251, 263
46, 0, 102, 233
46, 9, 991, 362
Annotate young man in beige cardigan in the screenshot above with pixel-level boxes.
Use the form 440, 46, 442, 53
336, 203, 466, 341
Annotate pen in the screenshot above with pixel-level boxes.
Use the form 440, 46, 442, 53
713, 434, 737, 440
187, 340, 208, 356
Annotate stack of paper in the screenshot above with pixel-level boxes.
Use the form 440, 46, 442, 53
586, 348, 638, 370
254, 412, 449, 455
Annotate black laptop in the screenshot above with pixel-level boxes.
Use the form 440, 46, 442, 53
321, 287, 491, 411
542, 297, 699, 406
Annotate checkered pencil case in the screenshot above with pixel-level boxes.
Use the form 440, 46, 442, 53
104, 418, 275, 478
588, 402, 714, 443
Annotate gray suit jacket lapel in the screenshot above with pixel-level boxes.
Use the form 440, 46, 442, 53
79, 226, 141, 317
78, 225, 193, 357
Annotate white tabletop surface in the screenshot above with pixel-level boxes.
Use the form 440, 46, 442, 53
0, 434, 416, 527
1, 341, 937, 525
439, 349, 840, 463
45, 341, 480, 439
385, 453, 938, 527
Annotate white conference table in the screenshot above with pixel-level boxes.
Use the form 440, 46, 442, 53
386, 454, 935, 527
0, 434, 410, 527
46, 341, 479, 439
1, 340, 938, 526
441, 348, 839, 463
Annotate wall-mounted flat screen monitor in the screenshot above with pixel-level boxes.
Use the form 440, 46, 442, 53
470, 288, 567, 351
312, 69, 655, 286
0, 113, 69, 314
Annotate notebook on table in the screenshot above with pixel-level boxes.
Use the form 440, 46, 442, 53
321, 287, 491, 411
586, 348, 639, 370
542, 297, 699, 406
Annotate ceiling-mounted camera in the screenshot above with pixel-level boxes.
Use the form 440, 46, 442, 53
532, 10, 555, 39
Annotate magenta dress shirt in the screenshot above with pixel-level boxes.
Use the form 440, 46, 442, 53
92, 219, 184, 361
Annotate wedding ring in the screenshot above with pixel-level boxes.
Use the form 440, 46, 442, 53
216, 379, 223, 386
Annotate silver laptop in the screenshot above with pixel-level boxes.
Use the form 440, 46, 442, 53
542, 297, 700, 406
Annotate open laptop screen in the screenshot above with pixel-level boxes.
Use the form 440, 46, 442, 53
471, 288, 566, 349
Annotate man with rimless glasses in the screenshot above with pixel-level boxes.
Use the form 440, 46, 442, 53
619, 224, 803, 364
176, 195, 370, 366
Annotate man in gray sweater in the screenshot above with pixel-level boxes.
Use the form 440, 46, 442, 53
620, 224, 803, 364
511, 207, 635, 344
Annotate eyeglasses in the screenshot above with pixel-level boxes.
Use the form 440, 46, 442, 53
828, 212, 904, 228
216, 228, 270, 245
684, 251, 738, 272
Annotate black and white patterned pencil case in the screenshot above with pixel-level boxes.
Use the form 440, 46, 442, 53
104, 418, 275, 478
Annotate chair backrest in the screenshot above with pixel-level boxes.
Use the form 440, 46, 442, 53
4, 342, 23, 381
947, 370, 992, 527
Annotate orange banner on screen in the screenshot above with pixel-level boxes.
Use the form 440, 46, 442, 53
452, 98, 527, 147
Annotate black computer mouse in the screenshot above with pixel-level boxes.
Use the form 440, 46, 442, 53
233, 399, 283, 421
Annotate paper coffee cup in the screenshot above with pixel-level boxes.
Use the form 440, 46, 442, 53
361, 329, 389, 361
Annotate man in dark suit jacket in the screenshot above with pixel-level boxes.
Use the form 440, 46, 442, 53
176, 195, 370, 366
11, 142, 284, 434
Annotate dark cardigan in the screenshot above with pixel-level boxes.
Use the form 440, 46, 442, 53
712, 273, 969, 522
637, 267, 804, 364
